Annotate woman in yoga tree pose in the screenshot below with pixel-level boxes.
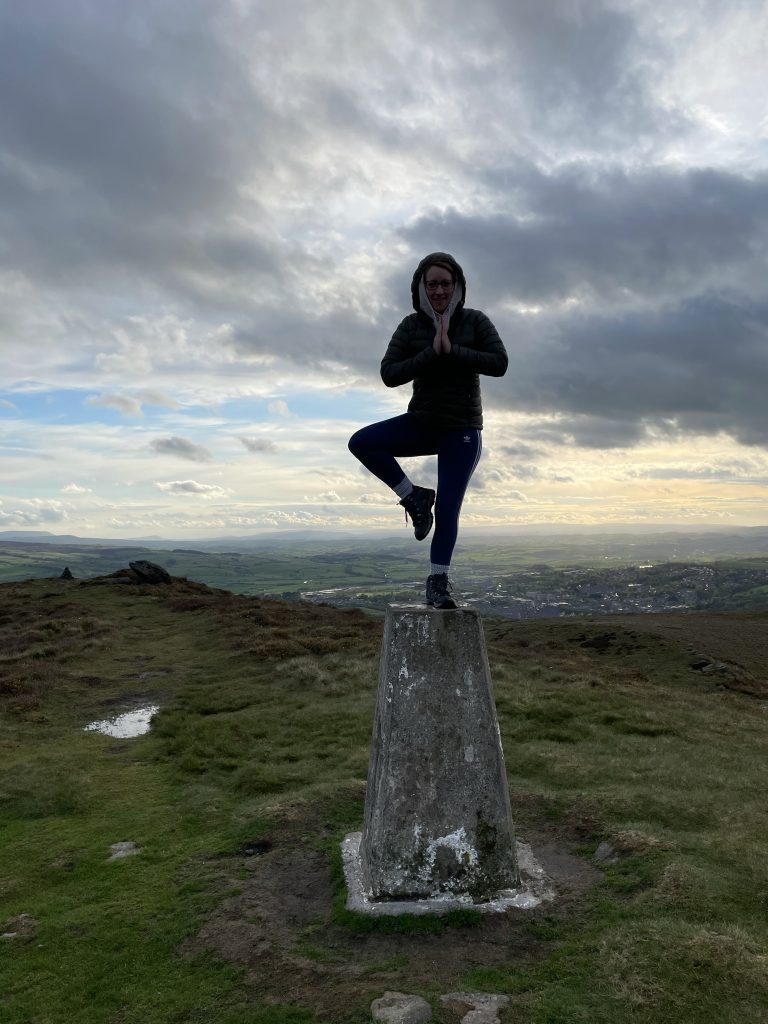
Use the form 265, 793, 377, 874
348, 252, 508, 608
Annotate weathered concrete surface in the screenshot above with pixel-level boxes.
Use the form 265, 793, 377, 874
343, 833, 552, 914
360, 605, 519, 901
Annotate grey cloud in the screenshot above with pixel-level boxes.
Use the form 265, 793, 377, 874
629, 462, 768, 482
401, 166, 768, 308
473, 0, 684, 150
150, 437, 212, 462
506, 414, 641, 450
238, 437, 278, 454
523, 416, 651, 450
0, 3, 274, 220
138, 390, 179, 409
500, 443, 543, 460
506, 464, 542, 481
86, 390, 177, 415
0, 0, 682, 314
519, 295, 768, 445
0, 0, 459, 318
467, 463, 534, 500
0, 502, 68, 524
87, 393, 143, 416
4, 0, 766, 463
0, 1, 287, 300
231, 308, 387, 377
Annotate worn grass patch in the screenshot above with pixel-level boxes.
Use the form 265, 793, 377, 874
2, 577, 768, 1022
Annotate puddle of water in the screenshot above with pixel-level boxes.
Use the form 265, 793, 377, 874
84, 705, 160, 738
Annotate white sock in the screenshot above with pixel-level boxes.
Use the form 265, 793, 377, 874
393, 476, 414, 500
431, 563, 450, 577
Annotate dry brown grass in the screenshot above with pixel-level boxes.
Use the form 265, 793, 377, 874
160, 580, 382, 660
0, 582, 114, 709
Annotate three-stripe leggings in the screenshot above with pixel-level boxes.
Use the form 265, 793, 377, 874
347, 413, 482, 567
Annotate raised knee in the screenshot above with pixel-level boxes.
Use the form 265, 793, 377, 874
348, 430, 364, 457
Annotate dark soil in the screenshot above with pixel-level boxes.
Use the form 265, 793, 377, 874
180, 800, 603, 1022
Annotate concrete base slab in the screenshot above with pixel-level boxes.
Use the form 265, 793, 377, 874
342, 832, 554, 915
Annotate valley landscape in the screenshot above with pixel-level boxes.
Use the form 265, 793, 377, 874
2, 527, 768, 618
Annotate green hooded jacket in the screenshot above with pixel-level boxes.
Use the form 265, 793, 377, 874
380, 252, 507, 430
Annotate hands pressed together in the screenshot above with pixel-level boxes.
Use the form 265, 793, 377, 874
433, 315, 451, 355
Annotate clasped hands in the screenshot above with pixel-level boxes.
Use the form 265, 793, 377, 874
433, 315, 451, 355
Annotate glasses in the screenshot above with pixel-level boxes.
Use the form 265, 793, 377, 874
425, 279, 454, 291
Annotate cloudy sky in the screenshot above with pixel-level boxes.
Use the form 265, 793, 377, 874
2, 0, 767, 538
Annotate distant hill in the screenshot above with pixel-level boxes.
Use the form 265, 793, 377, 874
0, 530, 170, 547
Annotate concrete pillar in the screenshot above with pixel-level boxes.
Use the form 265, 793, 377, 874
360, 605, 519, 902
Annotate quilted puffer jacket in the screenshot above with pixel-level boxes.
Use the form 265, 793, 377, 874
380, 252, 507, 430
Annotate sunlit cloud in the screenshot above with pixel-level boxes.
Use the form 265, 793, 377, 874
268, 400, 292, 418
154, 480, 229, 498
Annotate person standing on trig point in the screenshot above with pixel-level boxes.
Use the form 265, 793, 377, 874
348, 252, 508, 609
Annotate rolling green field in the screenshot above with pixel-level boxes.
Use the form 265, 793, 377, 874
2, 574, 768, 1022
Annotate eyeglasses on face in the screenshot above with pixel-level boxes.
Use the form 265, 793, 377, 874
425, 279, 454, 291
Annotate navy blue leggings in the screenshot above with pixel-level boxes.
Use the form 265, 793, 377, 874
348, 413, 482, 567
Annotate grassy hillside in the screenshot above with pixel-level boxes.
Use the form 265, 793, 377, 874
2, 574, 768, 1022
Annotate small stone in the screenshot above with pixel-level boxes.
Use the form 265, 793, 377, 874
690, 656, 711, 671
1, 913, 38, 941
594, 841, 620, 865
371, 991, 432, 1024
701, 660, 728, 675
441, 993, 510, 1014
462, 1011, 499, 1024
108, 841, 140, 860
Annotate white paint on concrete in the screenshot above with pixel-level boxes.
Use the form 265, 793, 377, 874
427, 826, 478, 870
342, 832, 554, 915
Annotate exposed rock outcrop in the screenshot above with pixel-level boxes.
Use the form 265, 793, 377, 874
128, 560, 171, 584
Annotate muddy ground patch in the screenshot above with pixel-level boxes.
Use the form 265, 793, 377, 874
179, 802, 603, 1021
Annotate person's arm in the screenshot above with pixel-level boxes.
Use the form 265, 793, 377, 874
449, 312, 508, 376
380, 319, 439, 387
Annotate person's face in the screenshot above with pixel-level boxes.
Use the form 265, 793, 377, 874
424, 265, 455, 314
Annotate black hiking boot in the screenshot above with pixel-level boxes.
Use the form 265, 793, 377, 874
426, 573, 457, 609
399, 485, 435, 541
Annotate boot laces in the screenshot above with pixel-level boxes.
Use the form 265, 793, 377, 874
402, 492, 428, 528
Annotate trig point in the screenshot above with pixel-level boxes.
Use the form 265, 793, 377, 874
347, 604, 521, 908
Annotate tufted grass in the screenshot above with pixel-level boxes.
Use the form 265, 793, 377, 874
1, 577, 768, 1022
